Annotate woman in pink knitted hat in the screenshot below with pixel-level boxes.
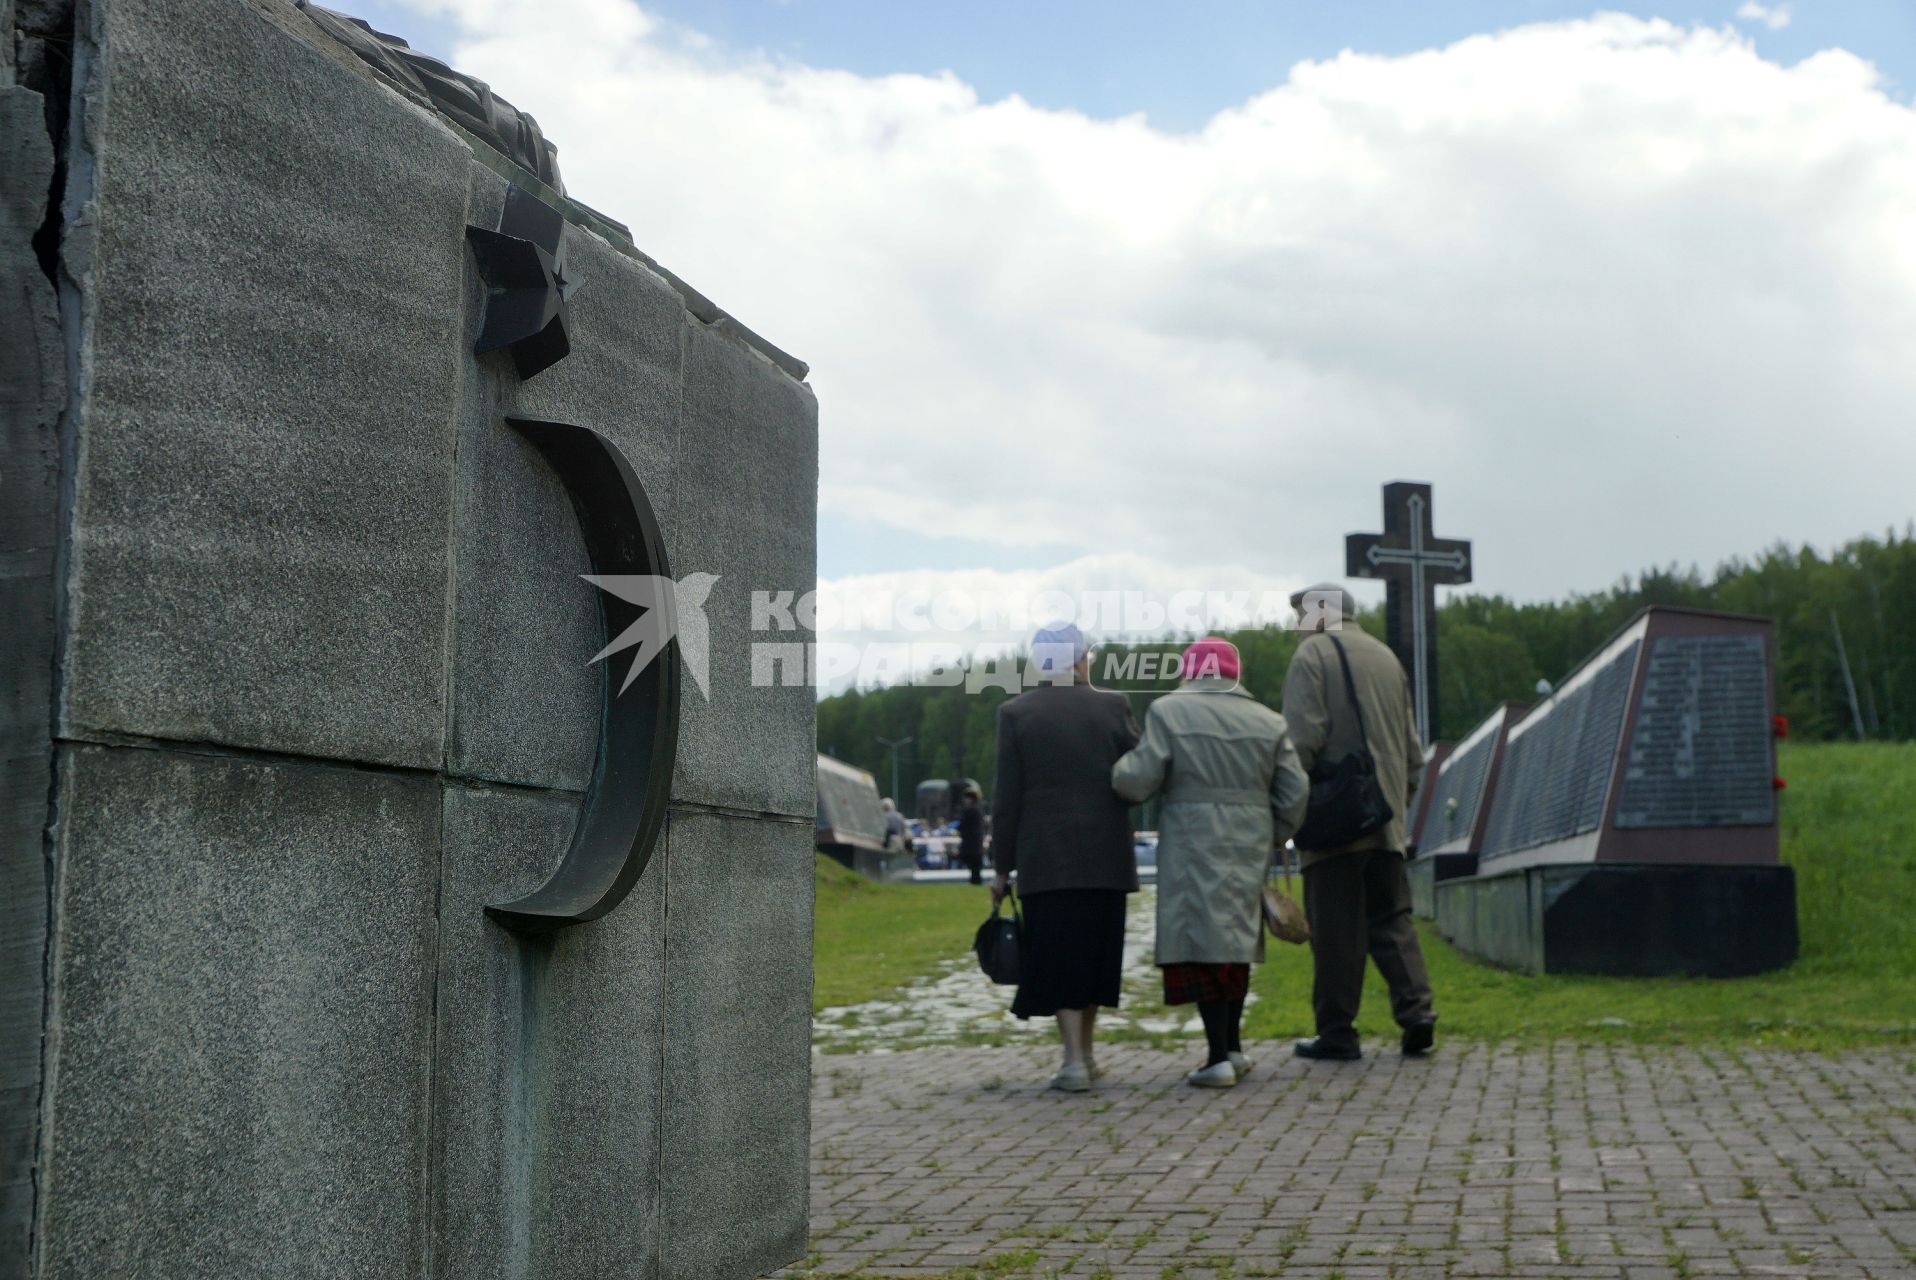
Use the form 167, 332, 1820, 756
1112, 637, 1311, 1087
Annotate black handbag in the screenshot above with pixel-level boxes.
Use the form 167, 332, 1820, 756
973, 889, 1023, 985
1293, 634, 1395, 852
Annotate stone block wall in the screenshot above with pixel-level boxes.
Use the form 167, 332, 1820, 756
1, 1, 818, 1276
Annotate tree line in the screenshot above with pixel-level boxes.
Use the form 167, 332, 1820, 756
817, 530, 1916, 805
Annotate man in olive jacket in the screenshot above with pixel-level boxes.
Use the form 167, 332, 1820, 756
1281, 583, 1437, 1061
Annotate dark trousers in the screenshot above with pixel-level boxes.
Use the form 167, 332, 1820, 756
1302, 849, 1435, 1050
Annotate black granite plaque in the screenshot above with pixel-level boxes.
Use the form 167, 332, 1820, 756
1424, 732, 1494, 850
1614, 635, 1774, 828
1575, 649, 1637, 831
1435, 609, 1789, 978
1482, 639, 1638, 859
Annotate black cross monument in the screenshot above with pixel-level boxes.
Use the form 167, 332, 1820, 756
1345, 481, 1472, 746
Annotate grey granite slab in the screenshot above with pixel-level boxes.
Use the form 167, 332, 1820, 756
58, 0, 470, 769
447, 166, 686, 792
25, 8, 823, 1280
669, 321, 817, 816
506, 220, 684, 516
433, 784, 665, 1280
36, 743, 439, 1280
0, 82, 60, 1280
659, 810, 813, 1279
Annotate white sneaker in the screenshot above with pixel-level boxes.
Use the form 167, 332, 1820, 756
1085, 1057, 1106, 1081
1050, 1063, 1092, 1093
1185, 1061, 1237, 1089
1228, 1051, 1254, 1079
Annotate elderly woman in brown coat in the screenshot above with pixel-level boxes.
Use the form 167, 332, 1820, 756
1113, 637, 1309, 1088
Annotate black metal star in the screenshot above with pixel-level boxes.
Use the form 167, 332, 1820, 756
466, 186, 575, 379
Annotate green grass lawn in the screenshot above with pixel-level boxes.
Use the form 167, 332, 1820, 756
810, 856, 993, 1012
816, 741, 1916, 1048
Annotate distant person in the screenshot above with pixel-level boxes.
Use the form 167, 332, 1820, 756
1112, 637, 1309, 1088
992, 622, 1142, 1092
956, 789, 986, 884
880, 797, 907, 851
1281, 583, 1436, 1062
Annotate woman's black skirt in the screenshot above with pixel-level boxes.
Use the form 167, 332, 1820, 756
1010, 888, 1127, 1019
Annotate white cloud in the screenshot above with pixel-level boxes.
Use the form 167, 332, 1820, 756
804, 553, 1318, 692
1736, 2, 1792, 31
408, 4, 1916, 619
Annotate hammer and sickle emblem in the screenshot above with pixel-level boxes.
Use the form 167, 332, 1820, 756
484, 418, 681, 932
465, 189, 679, 933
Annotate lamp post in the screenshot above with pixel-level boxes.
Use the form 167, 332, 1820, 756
876, 735, 913, 804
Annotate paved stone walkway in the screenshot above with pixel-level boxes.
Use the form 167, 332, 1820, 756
813, 890, 1230, 1051
775, 1041, 1916, 1279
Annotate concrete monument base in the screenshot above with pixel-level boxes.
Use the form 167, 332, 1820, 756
1434, 863, 1799, 977
822, 845, 918, 882
1407, 853, 1477, 921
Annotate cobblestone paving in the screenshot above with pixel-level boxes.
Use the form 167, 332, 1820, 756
775, 1041, 1916, 1279
813, 890, 1221, 1051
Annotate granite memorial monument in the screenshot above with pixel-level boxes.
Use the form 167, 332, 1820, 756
1433, 607, 1797, 977
2, 1, 818, 1276
1406, 702, 1526, 918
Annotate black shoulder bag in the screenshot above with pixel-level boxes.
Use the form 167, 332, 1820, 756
1293, 635, 1395, 852
973, 888, 1023, 985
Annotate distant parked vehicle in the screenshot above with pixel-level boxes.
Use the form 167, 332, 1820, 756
818, 755, 910, 880
1133, 830, 1159, 869
914, 779, 948, 826
913, 777, 983, 827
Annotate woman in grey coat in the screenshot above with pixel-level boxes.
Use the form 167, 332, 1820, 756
1113, 637, 1310, 1087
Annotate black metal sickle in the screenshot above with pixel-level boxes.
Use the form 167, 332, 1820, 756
486, 418, 681, 932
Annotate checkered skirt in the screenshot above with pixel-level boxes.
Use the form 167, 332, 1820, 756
1160, 962, 1250, 1006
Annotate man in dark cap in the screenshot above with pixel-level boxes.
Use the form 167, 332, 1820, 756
1282, 583, 1437, 1061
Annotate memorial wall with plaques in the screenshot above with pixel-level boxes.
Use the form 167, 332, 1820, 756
1433, 607, 1797, 977
1405, 741, 1453, 851
1403, 739, 1453, 917
1407, 702, 1526, 918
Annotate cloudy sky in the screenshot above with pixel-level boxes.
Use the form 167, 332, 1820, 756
361, 0, 1915, 632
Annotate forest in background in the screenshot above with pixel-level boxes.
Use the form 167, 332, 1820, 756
816, 530, 1916, 803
